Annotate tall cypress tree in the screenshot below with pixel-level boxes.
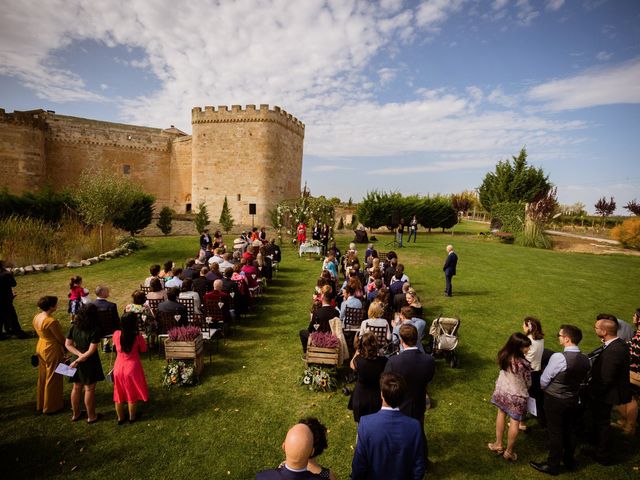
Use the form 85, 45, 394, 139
219, 196, 234, 233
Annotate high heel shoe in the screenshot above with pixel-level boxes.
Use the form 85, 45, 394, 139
503, 450, 518, 462
487, 443, 504, 455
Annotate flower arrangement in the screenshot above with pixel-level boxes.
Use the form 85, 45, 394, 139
310, 331, 339, 349
167, 326, 201, 341
299, 365, 337, 392
162, 359, 198, 388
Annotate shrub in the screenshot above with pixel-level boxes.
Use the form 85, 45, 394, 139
218, 196, 234, 233
0, 188, 76, 224
117, 235, 146, 251
113, 193, 155, 236
491, 202, 525, 234
194, 202, 210, 234
157, 207, 173, 235
612, 218, 640, 250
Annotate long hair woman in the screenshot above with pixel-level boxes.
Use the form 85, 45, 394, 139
66, 303, 105, 423
348, 332, 388, 423
521, 317, 545, 431
488, 332, 532, 461
112, 312, 148, 424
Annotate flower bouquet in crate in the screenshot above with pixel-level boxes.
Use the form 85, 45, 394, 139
162, 359, 198, 388
299, 365, 337, 392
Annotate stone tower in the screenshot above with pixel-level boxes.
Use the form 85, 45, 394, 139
191, 104, 304, 226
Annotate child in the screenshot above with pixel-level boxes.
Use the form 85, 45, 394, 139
68, 276, 89, 319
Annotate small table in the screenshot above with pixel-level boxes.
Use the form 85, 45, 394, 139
299, 244, 322, 257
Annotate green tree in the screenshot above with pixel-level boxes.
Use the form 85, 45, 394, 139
194, 202, 210, 234
337, 216, 344, 230
218, 196, 234, 233
72, 167, 140, 253
478, 148, 551, 213
156, 207, 173, 235
113, 193, 155, 236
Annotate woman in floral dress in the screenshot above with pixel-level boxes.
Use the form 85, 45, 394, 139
488, 332, 532, 461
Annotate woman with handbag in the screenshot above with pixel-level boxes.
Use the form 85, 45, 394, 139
112, 312, 148, 424
33, 296, 65, 414
614, 308, 640, 436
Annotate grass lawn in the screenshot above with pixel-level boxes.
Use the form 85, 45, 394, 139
1, 232, 639, 479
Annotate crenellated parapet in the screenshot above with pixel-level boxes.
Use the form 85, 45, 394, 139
191, 104, 305, 138
0, 109, 49, 130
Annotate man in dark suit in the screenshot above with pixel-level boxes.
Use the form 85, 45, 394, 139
351, 372, 425, 480
157, 287, 189, 326
443, 244, 458, 297
299, 291, 338, 356
586, 315, 631, 465
256, 423, 320, 479
0, 260, 28, 339
384, 324, 436, 463
93, 285, 120, 351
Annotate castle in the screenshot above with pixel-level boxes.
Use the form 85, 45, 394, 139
0, 104, 305, 226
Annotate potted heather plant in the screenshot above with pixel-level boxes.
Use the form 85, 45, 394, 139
305, 331, 339, 367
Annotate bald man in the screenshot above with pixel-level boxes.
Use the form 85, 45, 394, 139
586, 315, 631, 466
256, 423, 320, 479
442, 244, 458, 297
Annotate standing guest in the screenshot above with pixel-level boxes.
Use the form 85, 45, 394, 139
488, 332, 532, 462
112, 312, 148, 424
213, 230, 224, 249
322, 252, 338, 280
33, 296, 65, 414
396, 218, 405, 248
529, 325, 590, 475
521, 317, 545, 431
66, 304, 105, 423
351, 372, 425, 480
143, 264, 161, 287
384, 324, 435, 463
123, 290, 155, 346
256, 423, 318, 479
348, 332, 388, 423
443, 244, 458, 297
614, 315, 635, 343
613, 308, 640, 436
93, 285, 120, 352
296, 222, 307, 245
320, 224, 330, 254
295, 417, 336, 480
312, 223, 321, 241
586, 315, 631, 465
199, 229, 211, 250
0, 260, 29, 339
407, 215, 418, 243
68, 275, 89, 320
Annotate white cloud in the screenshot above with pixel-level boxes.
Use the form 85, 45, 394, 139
487, 87, 518, 108
492, 0, 509, 10
100, 83, 108, 90
546, 0, 564, 11
377, 67, 397, 85
595, 50, 613, 61
528, 57, 640, 111
310, 165, 354, 172
515, 0, 539, 26
369, 157, 497, 175
415, 0, 465, 31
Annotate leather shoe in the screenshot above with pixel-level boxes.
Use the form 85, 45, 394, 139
529, 461, 559, 475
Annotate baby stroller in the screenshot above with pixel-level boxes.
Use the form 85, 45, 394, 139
428, 317, 460, 368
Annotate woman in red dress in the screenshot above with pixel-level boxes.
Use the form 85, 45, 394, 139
297, 222, 307, 245
112, 312, 148, 424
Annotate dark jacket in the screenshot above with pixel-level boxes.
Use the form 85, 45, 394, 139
443, 251, 458, 276
384, 349, 436, 419
589, 337, 632, 405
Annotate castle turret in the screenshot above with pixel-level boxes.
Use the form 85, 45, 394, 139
191, 104, 304, 226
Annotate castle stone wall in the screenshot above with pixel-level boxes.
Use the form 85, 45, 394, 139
170, 136, 193, 211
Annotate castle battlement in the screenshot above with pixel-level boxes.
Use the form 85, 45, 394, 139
191, 104, 305, 138
0, 109, 49, 129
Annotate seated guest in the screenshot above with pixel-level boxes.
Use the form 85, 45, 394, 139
157, 288, 188, 326
367, 257, 382, 277
219, 252, 234, 272
359, 302, 391, 343
164, 267, 183, 289
364, 244, 375, 264
213, 230, 224, 249
143, 264, 161, 287
256, 423, 319, 479
322, 252, 338, 280
367, 279, 383, 305
208, 248, 224, 266
182, 259, 199, 280
192, 267, 209, 301
221, 268, 239, 296
241, 258, 260, 288
300, 292, 338, 355
392, 307, 427, 353
158, 260, 173, 281
383, 257, 397, 285
179, 279, 202, 314
267, 239, 282, 263
351, 372, 426, 480
389, 265, 409, 296
393, 282, 411, 311
124, 289, 155, 345
406, 289, 423, 319
145, 278, 167, 302
374, 288, 394, 323
349, 332, 387, 423
340, 285, 363, 321
295, 417, 337, 480
206, 262, 222, 283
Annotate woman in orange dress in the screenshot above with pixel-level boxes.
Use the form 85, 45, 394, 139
33, 296, 66, 414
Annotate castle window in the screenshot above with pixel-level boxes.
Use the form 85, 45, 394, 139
185, 203, 192, 213
237, 194, 241, 201
123, 164, 131, 175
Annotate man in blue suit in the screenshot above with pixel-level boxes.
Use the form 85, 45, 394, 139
442, 244, 458, 297
352, 372, 426, 480
256, 423, 321, 479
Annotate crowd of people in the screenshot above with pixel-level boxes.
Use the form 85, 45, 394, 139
29, 229, 280, 425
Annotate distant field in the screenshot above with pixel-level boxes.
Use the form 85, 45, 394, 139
1, 232, 639, 479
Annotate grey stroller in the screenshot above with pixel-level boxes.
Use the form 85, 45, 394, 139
428, 317, 460, 368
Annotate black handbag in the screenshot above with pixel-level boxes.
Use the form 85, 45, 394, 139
30, 354, 39, 367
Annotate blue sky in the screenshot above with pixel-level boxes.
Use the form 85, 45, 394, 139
1, 0, 638, 213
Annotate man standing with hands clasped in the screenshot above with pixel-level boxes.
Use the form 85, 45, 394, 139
529, 325, 590, 475
443, 244, 458, 297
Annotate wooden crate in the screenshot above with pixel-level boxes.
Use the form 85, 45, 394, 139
306, 346, 339, 366
165, 334, 204, 360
